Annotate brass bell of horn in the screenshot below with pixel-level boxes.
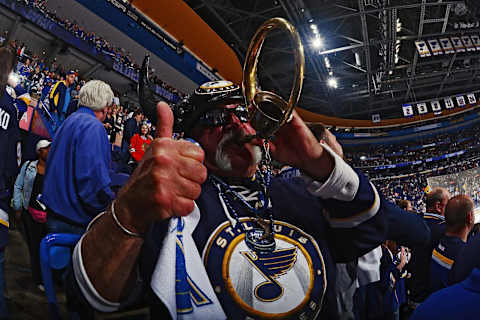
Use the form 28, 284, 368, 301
242, 17, 305, 139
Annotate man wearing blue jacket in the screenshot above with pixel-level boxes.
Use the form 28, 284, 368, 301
429, 195, 473, 294
42, 80, 114, 234
407, 187, 450, 305
67, 81, 430, 319
48, 70, 76, 126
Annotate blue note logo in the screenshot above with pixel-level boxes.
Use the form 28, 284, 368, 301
241, 247, 297, 302
203, 218, 326, 319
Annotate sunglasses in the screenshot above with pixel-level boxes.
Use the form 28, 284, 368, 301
199, 105, 249, 127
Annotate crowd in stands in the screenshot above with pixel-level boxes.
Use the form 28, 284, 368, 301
343, 124, 480, 212
13, 0, 186, 98
2, 63, 480, 319
2, 3, 480, 319
11, 43, 156, 170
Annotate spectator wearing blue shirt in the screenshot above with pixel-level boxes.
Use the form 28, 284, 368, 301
0, 45, 22, 320
48, 69, 75, 127
19, 58, 32, 77
408, 188, 450, 305
42, 80, 115, 234
410, 267, 480, 320
429, 195, 474, 294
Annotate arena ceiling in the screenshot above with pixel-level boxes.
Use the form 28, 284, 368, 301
185, 0, 480, 120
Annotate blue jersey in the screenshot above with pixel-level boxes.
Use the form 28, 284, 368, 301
408, 213, 446, 302
42, 106, 114, 226
0, 87, 24, 198
69, 156, 431, 319
138, 172, 389, 319
410, 268, 480, 320
429, 235, 466, 294
0, 87, 25, 248
450, 233, 480, 285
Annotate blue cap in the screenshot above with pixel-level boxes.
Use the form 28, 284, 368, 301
67, 70, 76, 76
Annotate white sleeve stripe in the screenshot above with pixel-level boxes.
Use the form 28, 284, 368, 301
325, 183, 381, 228
303, 144, 360, 202
73, 235, 121, 312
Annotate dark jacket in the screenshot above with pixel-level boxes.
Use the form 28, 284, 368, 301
48, 80, 68, 115
407, 212, 446, 302
122, 117, 139, 145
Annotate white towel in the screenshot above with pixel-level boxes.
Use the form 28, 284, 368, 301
150, 204, 226, 320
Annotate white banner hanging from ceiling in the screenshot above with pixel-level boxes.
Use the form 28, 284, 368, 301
461, 36, 476, 52
467, 93, 477, 104
415, 40, 431, 57
456, 95, 466, 107
439, 38, 455, 54
451, 37, 466, 52
417, 102, 428, 114
444, 97, 454, 109
470, 35, 480, 50
427, 39, 443, 55
431, 100, 442, 115
402, 104, 414, 117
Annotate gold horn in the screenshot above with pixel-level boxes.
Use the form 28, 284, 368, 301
242, 17, 305, 139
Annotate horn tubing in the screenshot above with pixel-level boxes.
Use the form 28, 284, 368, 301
242, 17, 305, 127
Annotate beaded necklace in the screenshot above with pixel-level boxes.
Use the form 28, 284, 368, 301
210, 168, 276, 254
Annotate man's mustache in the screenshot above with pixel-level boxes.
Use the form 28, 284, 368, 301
228, 130, 262, 146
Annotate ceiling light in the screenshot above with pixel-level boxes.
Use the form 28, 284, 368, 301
327, 77, 338, 88
312, 37, 323, 48
310, 24, 317, 30
324, 56, 331, 68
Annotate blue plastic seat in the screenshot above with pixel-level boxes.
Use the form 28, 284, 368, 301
40, 233, 81, 320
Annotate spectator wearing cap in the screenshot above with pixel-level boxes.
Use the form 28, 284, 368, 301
41, 80, 115, 234
48, 69, 76, 126
12, 139, 51, 292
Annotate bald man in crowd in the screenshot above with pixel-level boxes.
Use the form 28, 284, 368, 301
429, 195, 474, 293
408, 187, 450, 306
410, 195, 477, 320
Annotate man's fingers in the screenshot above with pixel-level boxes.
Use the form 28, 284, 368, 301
174, 176, 203, 200
178, 140, 205, 163
177, 157, 208, 184
155, 101, 174, 139
171, 197, 196, 217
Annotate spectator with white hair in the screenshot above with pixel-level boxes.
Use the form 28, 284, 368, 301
41, 80, 115, 234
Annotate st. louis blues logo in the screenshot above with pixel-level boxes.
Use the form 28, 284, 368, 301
241, 247, 297, 302
203, 218, 326, 319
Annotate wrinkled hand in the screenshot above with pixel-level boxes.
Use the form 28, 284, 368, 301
269, 110, 334, 181
115, 102, 207, 233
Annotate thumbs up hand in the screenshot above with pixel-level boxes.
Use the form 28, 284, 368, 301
115, 102, 207, 234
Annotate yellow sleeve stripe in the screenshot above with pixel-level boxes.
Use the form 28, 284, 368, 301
0, 209, 9, 228
432, 249, 454, 269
